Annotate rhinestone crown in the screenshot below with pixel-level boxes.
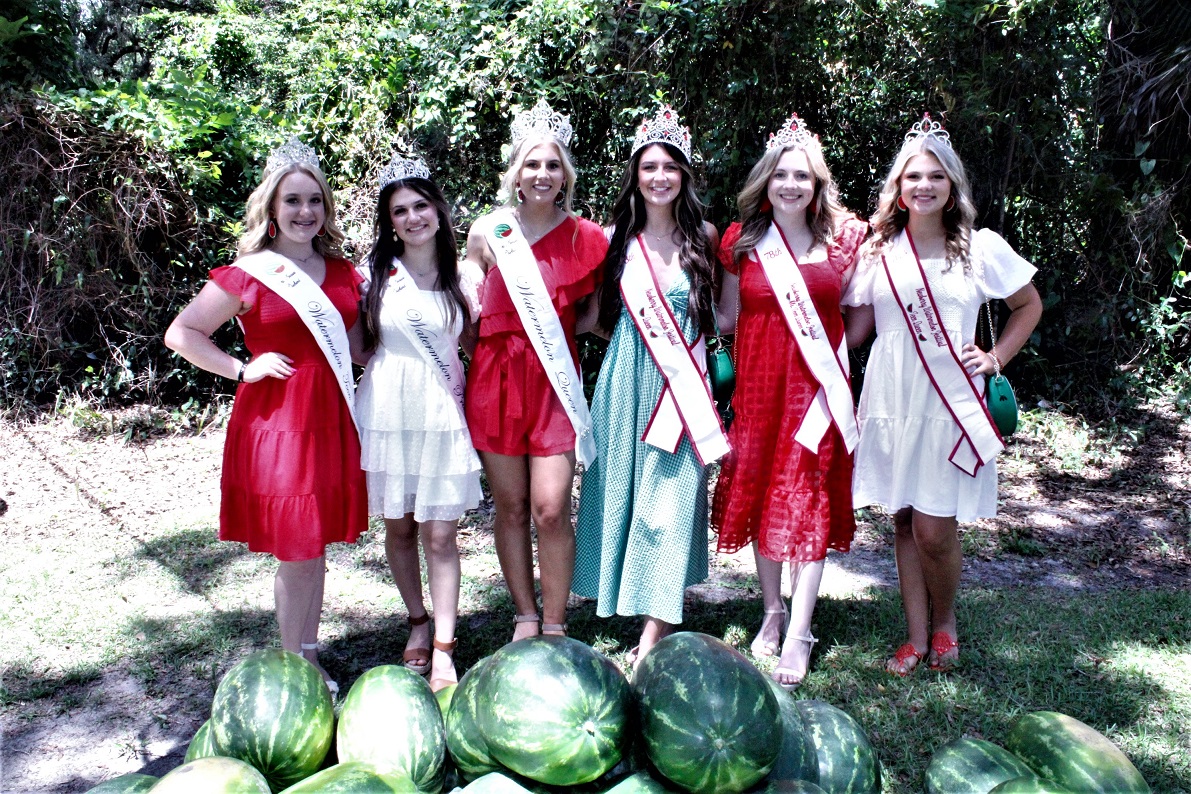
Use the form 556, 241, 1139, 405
903, 113, 952, 147
510, 98, 573, 150
631, 104, 692, 162
766, 112, 816, 152
265, 136, 320, 174
378, 152, 431, 188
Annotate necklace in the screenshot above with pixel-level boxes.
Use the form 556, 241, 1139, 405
514, 207, 562, 245
283, 249, 321, 266
643, 225, 677, 243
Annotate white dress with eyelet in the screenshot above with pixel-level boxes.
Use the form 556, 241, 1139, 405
356, 263, 484, 521
842, 229, 1036, 522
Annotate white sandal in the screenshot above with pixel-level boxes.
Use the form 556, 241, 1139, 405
300, 643, 340, 696
750, 607, 789, 658
772, 633, 817, 692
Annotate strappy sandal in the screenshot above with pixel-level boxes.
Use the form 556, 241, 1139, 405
402, 612, 432, 676
886, 641, 926, 677
299, 643, 339, 696
750, 607, 789, 658
428, 637, 458, 693
929, 631, 959, 671
541, 622, 568, 636
772, 633, 816, 691
512, 612, 540, 641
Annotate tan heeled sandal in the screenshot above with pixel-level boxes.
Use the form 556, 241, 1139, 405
429, 637, 458, 693
402, 612, 432, 676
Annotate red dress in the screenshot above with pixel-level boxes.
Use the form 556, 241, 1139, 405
210, 259, 368, 561
711, 218, 867, 561
465, 216, 607, 457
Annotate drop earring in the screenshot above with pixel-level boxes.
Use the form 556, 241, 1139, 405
267, 219, 277, 238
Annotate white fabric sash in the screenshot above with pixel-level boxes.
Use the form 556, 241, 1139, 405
383, 258, 468, 425
620, 236, 729, 466
233, 250, 357, 431
754, 223, 859, 453
486, 209, 596, 466
881, 232, 1003, 476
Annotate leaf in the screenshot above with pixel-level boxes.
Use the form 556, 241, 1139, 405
1140, 158, 1156, 175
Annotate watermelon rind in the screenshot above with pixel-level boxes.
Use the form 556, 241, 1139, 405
445, 656, 503, 781
184, 719, 219, 763
84, 772, 158, 793
925, 737, 1036, 794
755, 781, 829, 794
764, 681, 819, 786
795, 700, 880, 794
210, 649, 334, 792
988, 775, 1073, 793
603, 769, 677, 794
1004, 711, 1149, 794
149, 756, 271, 792
435, 682, 457, 715
475, 636, 633, 786
634, 632, 783, 794
277, 761, 420, 793
461, 771, 536, 794
336, 664, 446, 792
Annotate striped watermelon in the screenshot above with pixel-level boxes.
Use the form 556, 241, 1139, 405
634, 632, 782, 794
475, 636, 632, 786
445, 656, 502, 781
435, 683, 457, 715
1004, 711, 1149, 793
765, 680, 819, 786
795, 700, 880, 794
149, 756, 271, 792
336, 665, 445, 792
757, 782, 829, 793
210, 649, 334, 792
603, 770, 672, 794
460, 771, 535, 794
84, 773, 157, 793
989, 776, 1073, 793
925, 737, 1036, 794
277, 761, 420, 792
184, 719, 218, 763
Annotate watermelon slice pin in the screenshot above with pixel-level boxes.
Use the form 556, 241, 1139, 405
494, 223, 513, 238
273, 265, 286, 273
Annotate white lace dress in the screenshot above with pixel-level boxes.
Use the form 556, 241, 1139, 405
356, 263, 484, 521
843, 229, 1036, 521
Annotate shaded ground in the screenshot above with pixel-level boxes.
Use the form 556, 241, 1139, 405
1, 402, 1188, 792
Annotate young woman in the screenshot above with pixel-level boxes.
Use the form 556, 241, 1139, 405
165, 138, 367, 694
573, 105, 724, 665
352, 154, 483, 691
711, 113, 868, 690
463, 99, 607, 641
843, 115, 1043, 674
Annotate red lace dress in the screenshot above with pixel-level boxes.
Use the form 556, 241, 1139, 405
465, 216, 606, 457
210, 259, 368, 561
711, 218, 867, 562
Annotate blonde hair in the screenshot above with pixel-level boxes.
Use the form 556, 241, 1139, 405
869, 135, 977, 272
238, 162, 346, 258
498, 136, 577, 215
732, 137, 849, 266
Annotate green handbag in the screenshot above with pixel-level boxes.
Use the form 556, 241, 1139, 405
983, 300, 1019, 437
707, 309, 736, 427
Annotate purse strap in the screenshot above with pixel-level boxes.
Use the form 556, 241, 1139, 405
985, 299, 1003, 378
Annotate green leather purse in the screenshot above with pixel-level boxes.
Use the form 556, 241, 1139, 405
984, 300, 1019, 437
707, 309, 736, 427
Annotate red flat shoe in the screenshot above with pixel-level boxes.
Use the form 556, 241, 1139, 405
929, 631, 959, 671
886, 642, 926, 676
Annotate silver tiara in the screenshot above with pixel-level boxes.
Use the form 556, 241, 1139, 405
378, 152, 431, 188
766, 112, 816, 151
631, 104, 692, 162
265, 136, 319, 173
510, 98, 573, 150
904, 113, 952, 147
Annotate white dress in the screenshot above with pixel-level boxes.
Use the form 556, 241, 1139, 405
356, 262, 484, 521
843, 229, 1036, 521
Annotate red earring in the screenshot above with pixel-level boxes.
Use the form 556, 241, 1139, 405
896, 196, 908, 211
267, 219, 277, 238
316, 225, 327, 237
760, 198, 773, 213
944, 196, 956, 212
517, 186, 526, 202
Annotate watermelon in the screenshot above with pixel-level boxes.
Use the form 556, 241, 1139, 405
603, 770, 674, 794
795, 700, 880, 794
210, 649, 334, 792
1004, 711, 1149, 793
764, 681, 819, 786
149, 756, 271, 792
474, 636, 632, 786
634, 632, 782, 794
84, 773, 157, 793
445, 656, 502, 781
925, 737, 1037, 794
435, 682, 457, 715
755, 782, 828, 794
988, 776, 1073, 793
460, 771, 535, 794
184, 719, 219, 763
336, 664, 445, 792
278, 761, 420, 793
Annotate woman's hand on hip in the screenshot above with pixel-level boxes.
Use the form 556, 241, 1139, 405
244, 352, 295, 382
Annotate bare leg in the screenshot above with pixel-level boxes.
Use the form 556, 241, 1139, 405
421, 519, 461, 685
636, 616, 675, 666
480, 451, 539, 640
385, 515, 430, 660
529, 451, 577, 634
773, 559, 824, 687
911, 509, 961, 667
751, 544, 787, 657
887, 507, 930, 673
276, 556, 330, 679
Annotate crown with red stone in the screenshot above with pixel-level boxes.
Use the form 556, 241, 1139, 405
904, 113, 952, 147
631, 104, 693, 162
378, 151, 431, 188
510, 98, 573, 150
765, 112, 816, 152
265, 136, 320, 174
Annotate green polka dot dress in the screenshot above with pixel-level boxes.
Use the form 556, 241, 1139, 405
573, 271, 709, 625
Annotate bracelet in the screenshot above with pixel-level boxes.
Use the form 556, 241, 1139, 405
236, 360, 247, 382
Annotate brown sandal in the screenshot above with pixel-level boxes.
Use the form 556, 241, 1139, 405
402, 612, 432, 676
429, 637, 458, 693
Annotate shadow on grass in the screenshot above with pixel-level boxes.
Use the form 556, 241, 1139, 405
132, 526, 254, 595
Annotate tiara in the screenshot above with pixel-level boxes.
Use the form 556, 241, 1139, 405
510, 98, 573, 150
765, 113, 816, 151
631, 104, 692, 162
378, 152, 431, 188
265, 136, 320, 173
904, 113, 952, 147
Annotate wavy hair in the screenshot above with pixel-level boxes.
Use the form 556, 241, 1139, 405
597, 142, 716, 336
498, 136, 577, 216
238, 162, 346, 259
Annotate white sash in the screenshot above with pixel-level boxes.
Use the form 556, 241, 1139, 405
233, 250, 357, 431
882, 232, 1003, 476
486, 209, 596, 467
754, 223, 859, 454
620, 236, 729, 466
382, 258, 468, 425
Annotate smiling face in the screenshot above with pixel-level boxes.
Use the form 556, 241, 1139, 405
899, 152, 952, 217
516, 142, 565, 205
636, 144, 684, 209
389, 186, 440, 249
766, 148, 816, 219
271, 170, 326, 246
